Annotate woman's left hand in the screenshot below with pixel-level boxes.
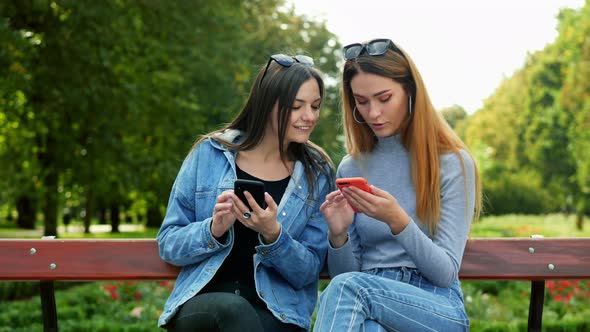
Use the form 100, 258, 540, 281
341, 185, 410, 234
231, 191, 281, 243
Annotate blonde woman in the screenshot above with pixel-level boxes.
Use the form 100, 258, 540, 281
314, 39, 482, 332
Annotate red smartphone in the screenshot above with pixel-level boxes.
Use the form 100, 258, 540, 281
335, 177, 372, 213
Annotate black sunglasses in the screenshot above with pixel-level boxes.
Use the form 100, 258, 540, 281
342, 38, 404, 60
260, 54, 314, 87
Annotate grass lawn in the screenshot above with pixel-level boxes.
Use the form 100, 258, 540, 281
470, 213, 590, 238
0, 212, 587, 239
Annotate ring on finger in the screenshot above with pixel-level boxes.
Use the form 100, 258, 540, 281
242, 212, 251, 219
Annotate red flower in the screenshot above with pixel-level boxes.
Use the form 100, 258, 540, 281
110, 290, 119, 300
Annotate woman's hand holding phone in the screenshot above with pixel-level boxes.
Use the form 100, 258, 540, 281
337, 179, 411, 235
335, 178, 372, 213
322, 177, 375, 247
232, 180, 280, 243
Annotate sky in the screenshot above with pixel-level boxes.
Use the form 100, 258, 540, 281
287, 0, 585, 114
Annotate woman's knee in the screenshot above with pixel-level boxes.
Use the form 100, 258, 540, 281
324, 271, 367, 296
201, 292, 256, 319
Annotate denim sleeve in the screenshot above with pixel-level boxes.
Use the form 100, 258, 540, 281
255, 166, 333, 290
392, 150, 476, 287
157, 144, 231, 266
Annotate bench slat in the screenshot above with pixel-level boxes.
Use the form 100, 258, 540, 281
0, 238, 589, 281
0, 239, 179, 280
1, 237, 589, 332
460, 238, 590, 280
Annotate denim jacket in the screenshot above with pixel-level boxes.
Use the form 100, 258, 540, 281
157, 129, 333, 329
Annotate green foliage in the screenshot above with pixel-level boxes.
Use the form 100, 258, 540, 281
483, 170, 558, 215
439, 104, 467, 129
0, 281, 39, 301
463, 280, 530, 331
463, 278, 590, 332
557, 5, 590, 200
0, 14, 40, 208
470, 213, 590, 238
0, 281, 92, 302
468, 142, 557, 215
459, 1, 590, 219
0, 0, 342, 234
0, 281, 173, 332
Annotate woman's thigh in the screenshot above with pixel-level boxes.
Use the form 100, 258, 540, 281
318, 271, 469, 332
168, 292, 263, 332
168, 292, 304, 332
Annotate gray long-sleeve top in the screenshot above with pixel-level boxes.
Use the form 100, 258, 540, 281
328, 134, 476, 287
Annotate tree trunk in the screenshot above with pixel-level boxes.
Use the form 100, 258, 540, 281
575, 198, 585, 231
110, 204, 120, 233
84, 189, 94, 234
146, 205, 162, 228
576, 212, 584, 231
43, 170, 58, 237
16, 195, 36, 229
99, 207, 107, 224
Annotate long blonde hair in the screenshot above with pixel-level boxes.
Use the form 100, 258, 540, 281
342, 45, 482, 234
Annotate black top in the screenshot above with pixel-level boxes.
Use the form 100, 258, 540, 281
200, 164, 291, 306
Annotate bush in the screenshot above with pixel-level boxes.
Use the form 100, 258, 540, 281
483, 171, 558, 215
0, 282, 39, 301
0, 281, 80, 301
0, 281, 173, 331
462, 279, 590, 331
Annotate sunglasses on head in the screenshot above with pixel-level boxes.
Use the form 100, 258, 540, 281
342, 38, 404, 60
260, 54, 314, 87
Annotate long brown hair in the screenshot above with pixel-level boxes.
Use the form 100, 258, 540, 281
342, 45, 482, 233
193, 57, 334, 196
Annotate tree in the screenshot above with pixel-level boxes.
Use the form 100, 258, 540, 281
439, 104, 467, 129
1, 0, 343, 235
554, 4, 590, 228
0, 11, 40, 229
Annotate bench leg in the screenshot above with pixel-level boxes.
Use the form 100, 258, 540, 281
528, 280, 545, 332
40, 281, 58, 332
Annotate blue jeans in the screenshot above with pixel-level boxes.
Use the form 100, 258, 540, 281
313, 267, 469, 332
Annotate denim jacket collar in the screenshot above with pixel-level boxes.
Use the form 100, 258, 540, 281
209, 129, 245, 150
207, 129, 308, 207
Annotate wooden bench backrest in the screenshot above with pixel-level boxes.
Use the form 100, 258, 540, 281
0, 238, 589, 281
461, 238, 590, 280
0, 239, 179, 280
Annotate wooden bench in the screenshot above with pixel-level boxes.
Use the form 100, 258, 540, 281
1, 237, 589, 332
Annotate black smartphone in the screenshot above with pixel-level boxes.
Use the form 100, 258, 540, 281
234, 179, 267, 211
